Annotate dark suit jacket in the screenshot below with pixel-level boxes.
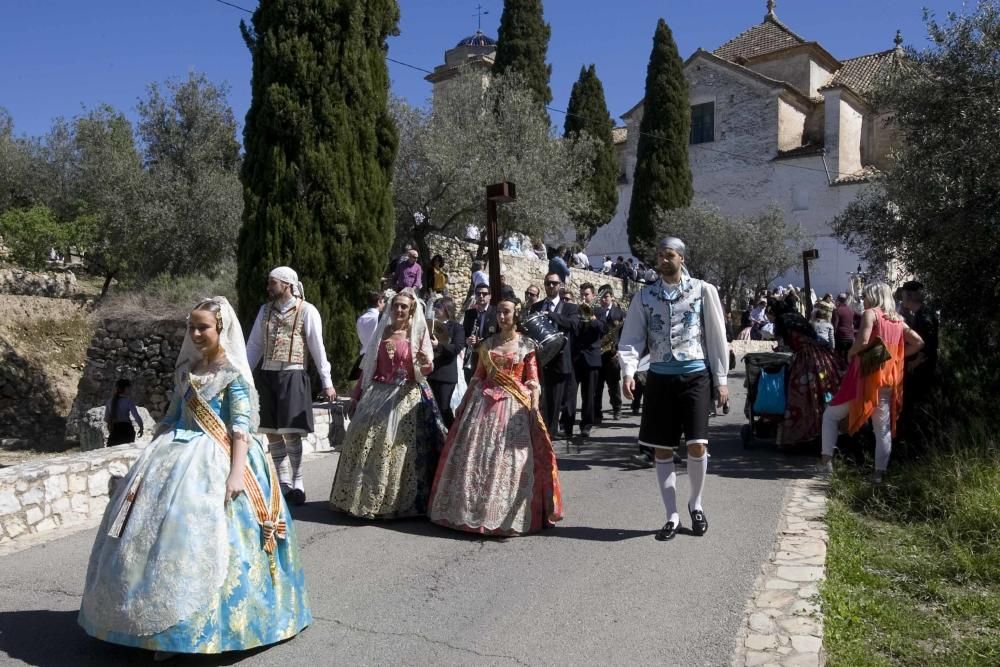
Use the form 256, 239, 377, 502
529, 299, 579, 376
463, 306, 498, 340
427, 319, 465, 384
573, 307, 609, 369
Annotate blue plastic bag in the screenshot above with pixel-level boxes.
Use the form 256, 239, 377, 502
753, 367, 787, 415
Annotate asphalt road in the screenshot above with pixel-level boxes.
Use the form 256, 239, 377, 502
0, 372, 813, 666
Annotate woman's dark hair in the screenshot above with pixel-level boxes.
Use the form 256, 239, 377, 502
431, 254, 444, 267
434, 296, 456, 321
774, 312, 817, 342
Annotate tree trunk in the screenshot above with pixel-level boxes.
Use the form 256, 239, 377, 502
100, 272, 116, 298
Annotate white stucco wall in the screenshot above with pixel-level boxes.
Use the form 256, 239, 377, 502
778, 98, 807, 151
823, 89, 865, 178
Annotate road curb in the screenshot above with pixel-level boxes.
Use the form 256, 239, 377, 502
732, 476, 828, 667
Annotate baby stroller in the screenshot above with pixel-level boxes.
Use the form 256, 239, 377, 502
741, 351, 793, 448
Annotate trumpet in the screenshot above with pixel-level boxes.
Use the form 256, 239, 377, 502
579, 302, 596, 321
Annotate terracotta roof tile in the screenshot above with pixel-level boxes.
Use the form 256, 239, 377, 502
713, 15, 807, 63
819, 48, 900, 99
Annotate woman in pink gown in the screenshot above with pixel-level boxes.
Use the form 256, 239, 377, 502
429, 299, 563, 536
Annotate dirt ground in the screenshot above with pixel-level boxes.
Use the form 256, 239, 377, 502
0, 291, 99, 466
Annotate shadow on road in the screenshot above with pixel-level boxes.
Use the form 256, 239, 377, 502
537, 525, 659, 541
290, 502, 489, 542
0, 609, 290, 666
553, 418, 817, 481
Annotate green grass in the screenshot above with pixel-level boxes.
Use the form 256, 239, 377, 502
822, 426, 1000, 666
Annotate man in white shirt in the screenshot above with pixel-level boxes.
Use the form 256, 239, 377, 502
356, 290, 385, 350
573, 249, 591, 270
619, 237, 728, 542
246, 266, 337, 506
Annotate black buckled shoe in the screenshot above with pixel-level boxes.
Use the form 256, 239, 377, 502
689, 506, 708, 536
287, 488, 306, 506
655, 520, 679, 541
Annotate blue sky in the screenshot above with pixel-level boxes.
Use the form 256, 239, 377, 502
0, 0, 961, 140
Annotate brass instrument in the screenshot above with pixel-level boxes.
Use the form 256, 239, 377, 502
601, 318, 623, 353
579, 302, 595, 321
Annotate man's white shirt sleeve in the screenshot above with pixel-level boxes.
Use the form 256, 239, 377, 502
617, 292, 647, 378
302, 303, 334, 390
245, 306, 266, 371
702, 283, 728, 387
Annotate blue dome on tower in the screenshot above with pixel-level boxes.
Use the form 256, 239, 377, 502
456, 30, 496, 48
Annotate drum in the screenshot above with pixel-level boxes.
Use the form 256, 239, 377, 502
522, 312, 566, 367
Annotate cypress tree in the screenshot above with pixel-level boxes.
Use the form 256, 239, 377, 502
626, 18, 692, 259
237, 0, 399, 382
564, 64, 618, 244
492, 0, 552, 121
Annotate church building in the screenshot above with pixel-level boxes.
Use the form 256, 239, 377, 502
424, 3, 903, 296
587, 1, 903, 295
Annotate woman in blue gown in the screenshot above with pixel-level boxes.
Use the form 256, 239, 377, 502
78, 297, 311, 657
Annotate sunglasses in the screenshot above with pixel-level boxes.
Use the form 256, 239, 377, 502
525, 292, 539, 298
476, 291, 491, 297
544, 280, 561, 286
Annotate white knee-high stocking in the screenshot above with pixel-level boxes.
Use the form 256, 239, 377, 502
687, 453, 707, 512
284, 434, 304, 491
656, 458, 680, 526
269, 437, 291, 491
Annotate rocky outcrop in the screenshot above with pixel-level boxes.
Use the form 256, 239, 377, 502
0, 267, 78, 298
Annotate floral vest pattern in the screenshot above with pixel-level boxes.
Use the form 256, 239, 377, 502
638, 278, 706, 364
264, 300, 307, 364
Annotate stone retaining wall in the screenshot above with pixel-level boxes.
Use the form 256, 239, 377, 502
67, 318, 186, 441
0, 267, 77, 298
0, 444, 142, 544
0, 402, 344, 546
426, 235, 626, 303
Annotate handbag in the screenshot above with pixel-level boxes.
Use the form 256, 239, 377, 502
858, 337, 892, 377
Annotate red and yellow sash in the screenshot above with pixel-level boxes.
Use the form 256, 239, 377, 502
478, 344, 548, 434
184, 383, 286, 562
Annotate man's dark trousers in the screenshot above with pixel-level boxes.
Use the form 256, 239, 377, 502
595, 351, 622, 423
572, 362, 600, 434
541, 367, 569, 436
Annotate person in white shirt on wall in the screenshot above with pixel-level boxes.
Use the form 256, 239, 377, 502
619, 237, 729, 542
246, 266, 337, 506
